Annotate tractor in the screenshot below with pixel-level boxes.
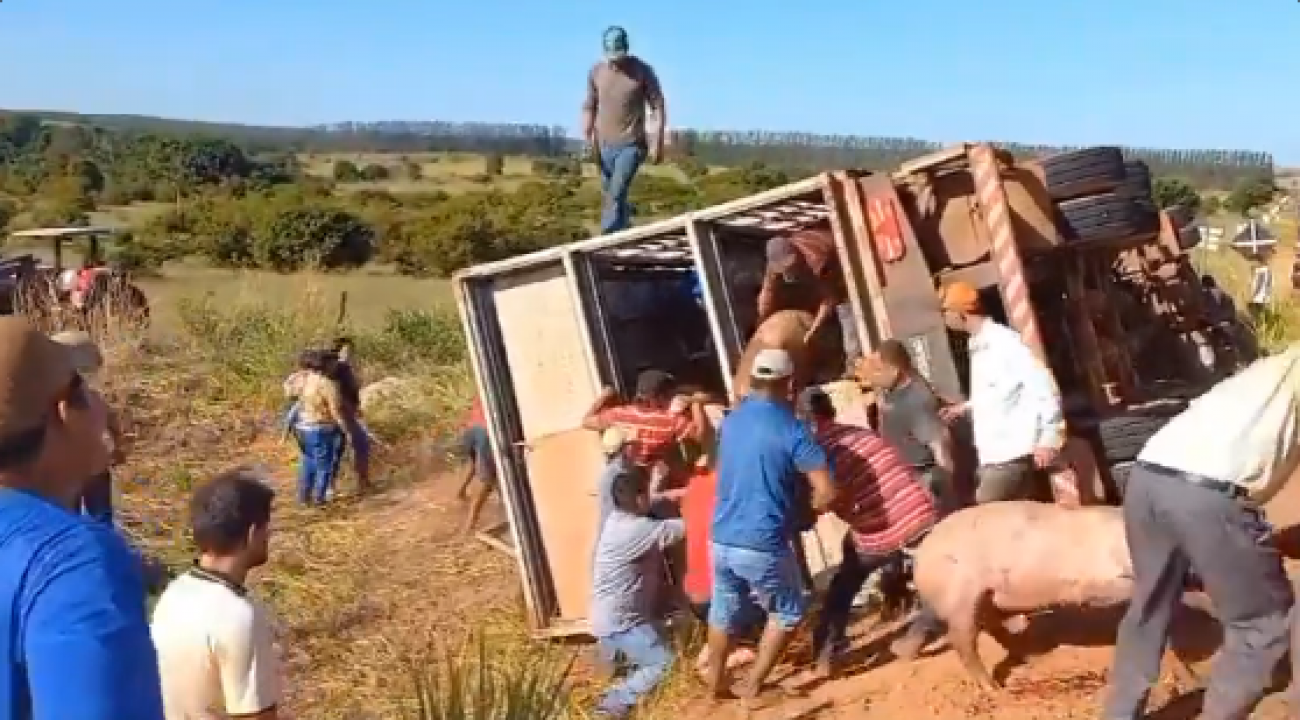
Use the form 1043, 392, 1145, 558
3, 226, 150, 332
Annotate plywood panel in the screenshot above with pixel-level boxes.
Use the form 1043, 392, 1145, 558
524, 428, 607, 626
492, 262, 605, 626
492, 263, 598, 440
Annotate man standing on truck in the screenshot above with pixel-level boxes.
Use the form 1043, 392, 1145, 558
703, 349, 836, 706
1103, 346, 1300, 720
935, 281, 1064, 503
758, 230, 858, 373
582, 25, 666, 234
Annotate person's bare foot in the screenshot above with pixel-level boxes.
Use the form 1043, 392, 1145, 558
890, 632, 928, 661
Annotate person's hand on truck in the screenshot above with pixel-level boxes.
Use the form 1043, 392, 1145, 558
938, 401, 969, 423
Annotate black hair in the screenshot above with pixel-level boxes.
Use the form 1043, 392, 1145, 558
805, 391, 836, 421
609, 465, 649, 514
1201, 275, 1217, 289
878, 339, 914, 372
749, 375, 789, 395
190, 467, 275, 555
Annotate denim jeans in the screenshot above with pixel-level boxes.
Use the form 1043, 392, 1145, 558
81, 470, 114, 525
596, 622, 672, 717
813, 535, 944, 659
297, 424, 343, 504
599, 142, 645, 234
709, 542, 808, 632
334, 415, 372, 481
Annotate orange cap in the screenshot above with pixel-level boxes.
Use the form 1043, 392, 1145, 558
939, 282, 981, 314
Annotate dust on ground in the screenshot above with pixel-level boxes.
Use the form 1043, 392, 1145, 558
235, 457, 1300, 719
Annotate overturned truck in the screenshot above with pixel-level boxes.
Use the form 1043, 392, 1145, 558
454, 144, 1249, 638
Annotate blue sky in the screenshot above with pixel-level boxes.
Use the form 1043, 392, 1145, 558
2, 0, 1297, 161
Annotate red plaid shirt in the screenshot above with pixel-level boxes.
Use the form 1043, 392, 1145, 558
815, 422, 937, 557
597, 404, 692, 467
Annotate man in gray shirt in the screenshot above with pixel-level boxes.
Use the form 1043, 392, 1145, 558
866, 340, 957, 515
582, 25, 666, 234
590, 465, 685, 718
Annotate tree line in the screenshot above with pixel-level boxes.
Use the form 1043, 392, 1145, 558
3, 111, 1274, 189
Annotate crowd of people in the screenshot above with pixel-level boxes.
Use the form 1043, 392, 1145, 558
574, 268, 1300, 720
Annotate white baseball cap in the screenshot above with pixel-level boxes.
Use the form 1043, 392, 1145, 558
601, 427, 630, 456
751, 348, 794, 380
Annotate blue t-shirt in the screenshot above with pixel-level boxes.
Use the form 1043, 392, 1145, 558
711, 397, 829, 554
0, 489, 165, 720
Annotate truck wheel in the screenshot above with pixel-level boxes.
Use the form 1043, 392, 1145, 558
1096, 400, 1187, 463
1042, 146, 1127, 201
1121, 160, 1154, 201
1059, 191, 1161, 246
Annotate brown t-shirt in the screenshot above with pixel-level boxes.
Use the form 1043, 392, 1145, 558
584, 57, 663, 148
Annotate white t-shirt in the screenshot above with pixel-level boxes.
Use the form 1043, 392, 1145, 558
151, 572, 282, 720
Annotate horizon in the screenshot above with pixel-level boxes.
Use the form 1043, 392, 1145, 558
1, 0, 1297, 161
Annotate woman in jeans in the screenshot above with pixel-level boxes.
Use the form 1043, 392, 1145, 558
285, 350, 348, 505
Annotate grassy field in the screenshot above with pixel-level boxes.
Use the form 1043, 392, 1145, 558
298, 150, 698, 195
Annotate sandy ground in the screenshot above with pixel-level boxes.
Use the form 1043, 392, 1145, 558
322, 462, 1300, 720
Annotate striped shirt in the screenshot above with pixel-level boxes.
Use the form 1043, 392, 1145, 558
597, 404, 692, 467
815, 422, 937, 557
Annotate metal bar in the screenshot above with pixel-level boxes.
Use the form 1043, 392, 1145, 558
452, 277, 551, 630
821, 174, 878, 354
455, 175, 832, 280
967, 144, 1048, 361
566, 251, 622, 392
685, 220, 740, 398
894, 144, 971, 178
838, 174, 892, 341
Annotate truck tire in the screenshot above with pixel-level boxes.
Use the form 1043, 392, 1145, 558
1121, 160, 1154, 201
1042, 146, 1127, 201
1059, 191, 1162, 246
1097, 400, 1187, 463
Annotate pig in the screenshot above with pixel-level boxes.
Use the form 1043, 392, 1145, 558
910, 500, 1207, 692
732, 309, 815, 400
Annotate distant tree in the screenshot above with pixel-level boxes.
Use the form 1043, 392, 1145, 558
1224, 177, 1275, 215
675, 156, 709, 180
360, 163, 391, 181
404, 161, 424, 180
332, 160, 363, 182
1151, 177, 1201, 214
484, 153, 505, 177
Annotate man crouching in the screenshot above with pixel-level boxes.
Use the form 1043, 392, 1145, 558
590, 464, 687, 718
796, 387, 945, 676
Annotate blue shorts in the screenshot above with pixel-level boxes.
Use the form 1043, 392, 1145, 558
708, 542, 807, 632
459, 426, 497, 485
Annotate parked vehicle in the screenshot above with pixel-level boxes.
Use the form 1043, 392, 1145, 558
4, 226, 150, 331
454, 144, 1253, 638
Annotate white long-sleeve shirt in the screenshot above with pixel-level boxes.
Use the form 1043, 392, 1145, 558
1140, 345, 1300, 504
966, 320, 1064, 465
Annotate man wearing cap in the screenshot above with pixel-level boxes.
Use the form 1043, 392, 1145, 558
794, 386, 944, 675
936, 281, 1064, 503
757, 229, 856, 371
50, 330, 128, 525
0, 317, 165, 719
582, 25, 667, 234
704, 348, 836, 705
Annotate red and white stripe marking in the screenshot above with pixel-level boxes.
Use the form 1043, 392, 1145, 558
968, 145, 1081, 508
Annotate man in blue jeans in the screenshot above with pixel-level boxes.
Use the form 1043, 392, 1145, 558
590, 464, 686, 718
581, 25, 667, 234
705, 348, 836, 705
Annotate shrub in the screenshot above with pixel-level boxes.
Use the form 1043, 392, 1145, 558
404, 634, 576, 720
483, 153, 505, 177
360, 163, 391, 181
252, 206, 375, 272
333, 159, 363, 182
